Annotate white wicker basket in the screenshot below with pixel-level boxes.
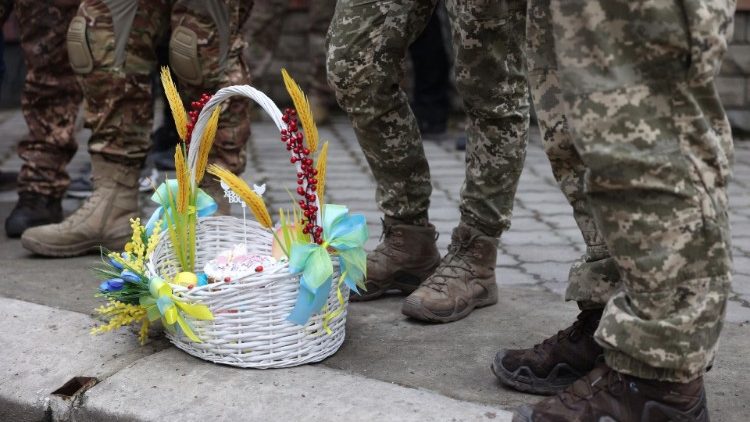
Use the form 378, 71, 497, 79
148, 86, 349, 368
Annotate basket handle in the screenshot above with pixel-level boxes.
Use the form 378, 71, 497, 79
185, 84, 322, 227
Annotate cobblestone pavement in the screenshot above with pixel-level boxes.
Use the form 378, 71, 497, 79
0, 109, 748, 420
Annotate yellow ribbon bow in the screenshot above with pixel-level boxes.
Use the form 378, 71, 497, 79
140, 276, 213, 342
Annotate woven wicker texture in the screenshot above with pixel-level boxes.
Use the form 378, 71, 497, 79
150, 86, 348, 368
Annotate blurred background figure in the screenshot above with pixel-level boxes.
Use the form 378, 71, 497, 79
3, 0, 83, 238
20, 0, 252, 256
409, 5, 451, 138
245, 0, 336, 123
0, 0, 13, 191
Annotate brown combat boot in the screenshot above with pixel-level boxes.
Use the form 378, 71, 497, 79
514, 363, 709, 422
351, 217, 440, 301
401, 224, 497, 322
492, 308, 604, 395
21, 156, 139, 257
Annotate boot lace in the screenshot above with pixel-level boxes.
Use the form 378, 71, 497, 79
423, 236, 477, 293
59, 188, 106, 228
377, 218, 393, 243
532, 310, 597, 356
371, 218, 394, 257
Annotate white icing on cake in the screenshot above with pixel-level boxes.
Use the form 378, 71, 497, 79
203, 244, 277, 281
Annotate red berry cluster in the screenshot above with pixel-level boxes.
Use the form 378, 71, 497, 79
185, 93, 213, 147
281, 108, 323, 244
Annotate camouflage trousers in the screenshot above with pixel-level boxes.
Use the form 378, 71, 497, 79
73, 0, 251, 173
526, 0, 620, 311
327, 0, 529, 236
529, 0, 734, 382
244, 0, 336, 105
16, 0, 82, 198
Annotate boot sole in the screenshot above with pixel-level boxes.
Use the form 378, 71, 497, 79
491, 350, 591, 396
401, 288, 498, 323
5, 216, 64, 239
514, 394, 709, 422
21, 235, 130, 258
350, 272, 425, 302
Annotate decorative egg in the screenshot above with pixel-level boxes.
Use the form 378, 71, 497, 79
173, 271, 198, 287
271, 225, 289, 260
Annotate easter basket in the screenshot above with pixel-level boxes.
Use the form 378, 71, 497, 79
92, 71, 367, 369
149, 216, 349, 368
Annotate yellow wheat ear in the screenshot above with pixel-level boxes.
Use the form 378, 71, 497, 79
195, 106, 221, 184
160, 67, 188, 141
281, 68, 319, 153
315, 141, 328, 206
174, 146, 189, 213
206, 164, 273, 229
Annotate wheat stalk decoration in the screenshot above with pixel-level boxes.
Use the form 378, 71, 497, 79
207, 164, 273, 229
160, 67, 188, 141
194, 107, 221, 184
315, 141, 329, 206
174, 147, 190, 213
281, 68, 319, 153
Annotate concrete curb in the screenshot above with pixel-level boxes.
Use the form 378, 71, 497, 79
0, 297, 513, 421
76, 349, 512, 421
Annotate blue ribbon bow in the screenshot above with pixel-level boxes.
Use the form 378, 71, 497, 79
287, 204, 368, 325
145, 180, 217, 236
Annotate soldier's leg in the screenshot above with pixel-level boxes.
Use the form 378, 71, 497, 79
555, 0, 732, 383
21, 0, 169, 256
448, 0, 529, 238
401, 0, 530, 323
5, 0, 82, 238
491, 0, 618, 394
328, 0, 435, 225
75, 0, 167, 164
327, 0, 441, 301
170, 0, 252, 210
526, 0, 619, 309
516, 1, 734, 419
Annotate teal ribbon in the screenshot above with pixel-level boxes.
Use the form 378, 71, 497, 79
287, 204, 368, 325
145, 180, 217, 236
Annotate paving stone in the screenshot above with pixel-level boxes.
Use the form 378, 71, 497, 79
496, 266, 536, 286
733, 255, 750, 274
539, 213, 579, 229
725, 299, 750, 324
430, 206, 461, 222
733, 273, 750, 295
525, 201, 573, 216
555, 227, 587, 244
522, 262, 570, 284
497, 252, 520, 267
507, 217, 549, 232
500, 230, 574, 246
540, 280, 568, 297
504, 244, 580, 264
